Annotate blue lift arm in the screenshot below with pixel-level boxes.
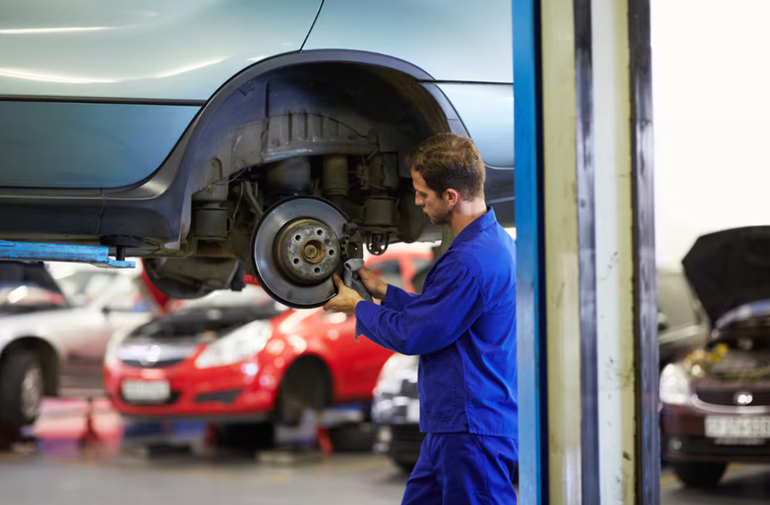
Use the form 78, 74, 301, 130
0, 240, 135, 269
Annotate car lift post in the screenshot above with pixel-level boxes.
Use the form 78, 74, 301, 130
514, 0, 659, 504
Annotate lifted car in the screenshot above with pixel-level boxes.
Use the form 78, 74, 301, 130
0, 1, 514, 308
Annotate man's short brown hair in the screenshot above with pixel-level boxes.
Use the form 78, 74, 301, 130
407, 133, 485, 200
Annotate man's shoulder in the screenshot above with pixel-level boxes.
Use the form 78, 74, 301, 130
452, 225, 516, 275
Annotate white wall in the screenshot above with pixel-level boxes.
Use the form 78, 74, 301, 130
652, 0, 770, 269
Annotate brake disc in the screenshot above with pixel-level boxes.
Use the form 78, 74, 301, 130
251, 197, 348, 308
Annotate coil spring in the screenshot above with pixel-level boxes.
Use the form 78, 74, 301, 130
323, 155, 349, 197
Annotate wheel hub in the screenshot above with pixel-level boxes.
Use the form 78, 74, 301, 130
275, 218, 340, 284
20, 364, 43, 420
252, 197, 348, 308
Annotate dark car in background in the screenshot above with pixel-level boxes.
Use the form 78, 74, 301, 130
661, 227, 770, 488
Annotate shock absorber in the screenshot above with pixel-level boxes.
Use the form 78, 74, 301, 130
322, 155, 348, 209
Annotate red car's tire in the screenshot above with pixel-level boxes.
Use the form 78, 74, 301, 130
275, 357, 332, 427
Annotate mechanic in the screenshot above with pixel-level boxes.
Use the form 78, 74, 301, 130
324, 133, 517, 505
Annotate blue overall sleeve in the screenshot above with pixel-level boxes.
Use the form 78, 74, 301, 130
355, 259, 488, 356
383, 285, 419, 311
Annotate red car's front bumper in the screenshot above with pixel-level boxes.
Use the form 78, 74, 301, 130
104, 358, 280, 422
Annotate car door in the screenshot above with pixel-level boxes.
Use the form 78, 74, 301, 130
0, 0, 323, 189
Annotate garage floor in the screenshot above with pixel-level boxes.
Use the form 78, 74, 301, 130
0, 400, 768, 505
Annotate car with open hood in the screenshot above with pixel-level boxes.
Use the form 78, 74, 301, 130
661, 226, 770, 488
103, 248, 431, 445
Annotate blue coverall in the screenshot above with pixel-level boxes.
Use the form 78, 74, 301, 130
356, 208, 518, 505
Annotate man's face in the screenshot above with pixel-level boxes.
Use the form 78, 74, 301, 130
412, 170, 452, 226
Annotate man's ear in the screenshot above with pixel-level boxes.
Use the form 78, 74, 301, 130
444, 188, 460, 206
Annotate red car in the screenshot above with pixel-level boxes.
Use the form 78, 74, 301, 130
103, 248, 431, 440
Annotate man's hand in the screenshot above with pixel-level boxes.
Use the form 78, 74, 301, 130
358, 266, 388, 300
323, 274, 365, 314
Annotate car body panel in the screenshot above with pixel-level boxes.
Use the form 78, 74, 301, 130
303, 0, 513, 84
0, 0, 321, 100
0, 101, 199, 188
105, 249, 431, 421
0, 4, 516, 244
436, 84, 514, 168
661, 403, 770, 464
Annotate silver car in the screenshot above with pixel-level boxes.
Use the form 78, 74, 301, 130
0, 262, 155, 427
0, 1, 514, 309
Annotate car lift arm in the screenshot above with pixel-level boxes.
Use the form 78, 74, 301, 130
0, 240, 134, 269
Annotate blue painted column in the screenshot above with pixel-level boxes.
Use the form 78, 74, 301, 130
514, 0, 658, 503
513, 1, 549, 504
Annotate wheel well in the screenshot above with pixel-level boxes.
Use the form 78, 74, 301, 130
187, 61, 457, 196
138, 59, 459, 297
0, 337, 59, 396
280, 355, 334, 410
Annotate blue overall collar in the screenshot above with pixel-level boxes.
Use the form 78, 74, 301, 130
450, 207, 497, 248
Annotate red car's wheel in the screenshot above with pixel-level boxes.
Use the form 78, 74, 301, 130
274, 357, 332, 426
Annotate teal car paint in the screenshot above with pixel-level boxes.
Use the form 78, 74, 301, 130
0, 0, 322, 99
0, 101, 199, 188
437, 83, 514, 168
304, 0, 513, 84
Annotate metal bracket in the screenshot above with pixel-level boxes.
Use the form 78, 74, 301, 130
0, 240, 135, 269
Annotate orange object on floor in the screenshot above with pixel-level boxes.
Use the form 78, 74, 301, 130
316, 425, 332, 456
78, 398, 100, 447
203, 422, 218, 448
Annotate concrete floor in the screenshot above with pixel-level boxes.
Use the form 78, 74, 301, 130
1, 399, 768, 505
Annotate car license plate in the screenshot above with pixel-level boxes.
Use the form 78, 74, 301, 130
407, 399, 420, 423
121, 380, 170, 403
705, 416, 770, 438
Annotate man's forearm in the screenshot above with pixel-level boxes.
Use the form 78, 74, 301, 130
382, 284, 420, 311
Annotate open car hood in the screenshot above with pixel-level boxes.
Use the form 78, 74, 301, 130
128, 303, 282, 341
682, 226, 770, 326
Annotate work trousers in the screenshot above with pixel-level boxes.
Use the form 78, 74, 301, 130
401, 432, 518, 505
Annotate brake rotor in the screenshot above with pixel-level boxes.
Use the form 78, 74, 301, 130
252, 197, 347, 308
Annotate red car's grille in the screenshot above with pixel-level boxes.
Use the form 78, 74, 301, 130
696, 387, 770, 406
121, 358, 185, 368
120, 391, 181, 406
